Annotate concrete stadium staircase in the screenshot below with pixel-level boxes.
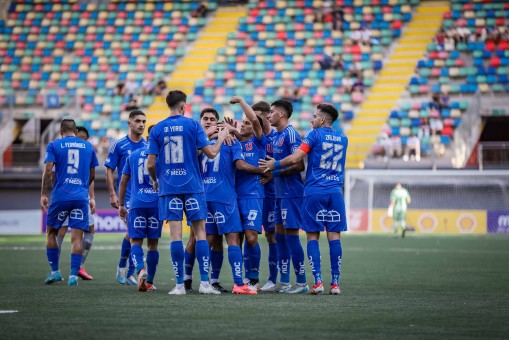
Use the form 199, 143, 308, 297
345, 1, 449, 169
145, 6, 247, 128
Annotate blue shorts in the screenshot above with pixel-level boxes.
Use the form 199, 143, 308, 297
263, 197, 276, 233
205, 201, 242, 236
274, 197, 303, 230
303, 194, 347, 233
158, 193, 207, 222
47, 200, 90, 231
128, 207, 162, 239
238, 198, 263, 234
63, 200, 94, 227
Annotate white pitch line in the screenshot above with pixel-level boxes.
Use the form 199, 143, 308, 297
0, 310, 18, 314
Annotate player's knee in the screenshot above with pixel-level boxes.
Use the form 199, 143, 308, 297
265, 232, 275, 243
245, 233, 258, 246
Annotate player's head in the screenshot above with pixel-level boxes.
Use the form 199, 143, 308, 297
128, 109, 146, 137
166, 90, 187, 114
76, 126, 89, 141
312, 104, 339, 128
240, 115, 264, 138
199, 108, 219, 130
60, 117, 77, 136
252, 101, 271, 126
269, 99, 293, 127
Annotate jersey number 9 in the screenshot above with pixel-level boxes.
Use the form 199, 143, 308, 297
67, 149, 80, 174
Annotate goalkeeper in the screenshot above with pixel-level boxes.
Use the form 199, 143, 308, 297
388, 183, 411, 238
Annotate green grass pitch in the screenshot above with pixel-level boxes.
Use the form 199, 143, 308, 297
0, 233, 508, 339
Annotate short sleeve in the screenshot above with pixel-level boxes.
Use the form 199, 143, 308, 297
195, 121, 210, 150
44, 142, 56, 164
302, 130, 318, 150
104, 142, 119, 169
287, 128, 302, 154
147, 126, 160, 155
90, 149, 99, 168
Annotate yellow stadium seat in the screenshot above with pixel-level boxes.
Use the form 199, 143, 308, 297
54, 49, 64, 56
259, 32, 268, 40
163, 3, 172, 11
275, 23, 285, 31
237, 63, 246, 71
126, 3, 135, 11
262, 16, 273, 24
79, 64, 90, 72
62, 12, 71, 20
153, 18, 163, 26
42, 64, 52, 72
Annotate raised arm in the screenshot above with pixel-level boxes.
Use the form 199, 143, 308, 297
230, 96, 263, 139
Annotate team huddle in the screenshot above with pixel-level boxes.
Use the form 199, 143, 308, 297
41, 90, 348, 295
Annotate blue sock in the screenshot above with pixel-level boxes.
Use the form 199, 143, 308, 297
243, 241, 252, 280
118, 238, 131, 268
130, 244, 145, 274
70, 254, 82, 276
146, 250, 159, 284
170, 241, 185, 284
329, 239, 343, 286
127, 251, 136, 277
275, 233, 291, 284
210, 249, 223, 282
195, 240, 210, 282
228, 245, 244, 286
307, 240, 322, 284
286, 234, 306, 284
248, 243, 261, 281
268, 242, 278, 283
184, 250, 195, 278
46, 248, 59, 272
56, 236, 64, 258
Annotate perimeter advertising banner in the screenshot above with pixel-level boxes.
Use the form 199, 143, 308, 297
371, 209, 487, 234
487, 211, 509, 233
0, 210, 41, 235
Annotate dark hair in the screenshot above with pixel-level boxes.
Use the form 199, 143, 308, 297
76, 126, 89, 139
251, 101, 270, 114
166, 90, 187, 110
60, 117, 76, 133
200, 107, 219, 120
147, 125, 154, 135
317, 103, 339, 123
129, 109, 145, 120
271, 99, 293, 118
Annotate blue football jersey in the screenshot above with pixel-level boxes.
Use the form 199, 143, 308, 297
104, 135, 147, 202
148, 115, 210, 195
301, 127, 348, 196
272, 125, 304, 198
122, 148, 159, 209
44, 136, 99, 202
236, 134, 266, 199
264, 129, 277, 198
201, 139, 244, 204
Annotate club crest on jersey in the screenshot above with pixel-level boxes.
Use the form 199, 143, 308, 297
277, 138, 284, 146
267, 144, 273, 153
244, 142, 253, 151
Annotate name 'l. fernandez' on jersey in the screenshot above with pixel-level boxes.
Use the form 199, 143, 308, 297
44, 135, 99, 202
148, 115, 210, 195
122, 148, 159, 209
201, 139, 244, 204
272, 125, 304, 198
300, 127, 348, 196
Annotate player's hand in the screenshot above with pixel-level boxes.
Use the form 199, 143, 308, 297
224, 133, 236, 146
110, 194, 119, 209
89, 198, 96, 214
259, 156, 276, 172
260, 171, 273, 184
217, 127, 230, 143
119, 206, 128, 222
152, 180, 159, 193
229, 96, 243, 104
40, 195, 49, 211
224, 117, 238, 129
205, 125, 219, 138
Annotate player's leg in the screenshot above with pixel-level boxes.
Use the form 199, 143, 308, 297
125, 231, 137, 285
169, 219, 186, 294
56, 223, 68, 258
245, 229, 261, 290
262, 197, 278, 290
302, 195, 326, 294
393, 210, 401, 238
78, 207, 95, 280
273, 199, 291, 291
281, 198, 308, 294
146, 237, 159, 291
116, 232, 131, 285
327, 231, 342, 295
130, 238, 146, 291
45, 226, 62, 284
210, 234, 226, 292
69, 227, 84, 286
307, 232, 323, 294
226, 232, 256, 295
184, 227, 196, 292
400, 210, 407, 238
243, 238, 252, 284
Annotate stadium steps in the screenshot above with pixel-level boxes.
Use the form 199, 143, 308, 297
145, 7, 247, 127
346, 1, 449, 169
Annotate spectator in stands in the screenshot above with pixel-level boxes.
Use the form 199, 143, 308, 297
361, 27, 372, 45
351, 29, 362, 44
152, 79, 167, 96
436, 29, 446, 49
115, 81, 126, 96
430, 118, 443, 136
444, 35, 455, 51
342, 76, 354, 93
331, 5, 344, 31
125, 80, 139, 101
457, 26, 471, 42
332, 54, 344, 70
281, 87, 302, 103
125, 98, 139, 111
403, 135, 421, 162
348, 61, 362, 78
318, 53, 334, 70
418, 118, 431, 139
142, 79, 155, 95
314, 1, 332, 23
480, 25, 489, 42
429, 92, 448, 111
352, 76, 364, 93
191, 2, 208, 18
